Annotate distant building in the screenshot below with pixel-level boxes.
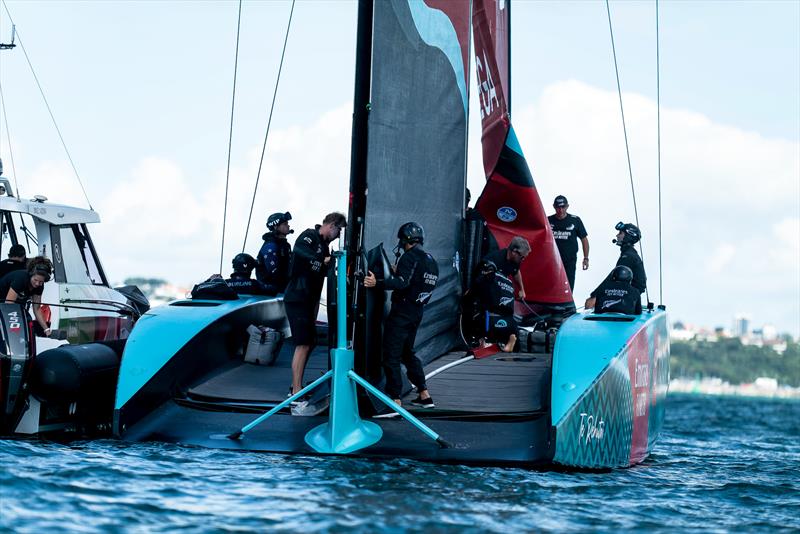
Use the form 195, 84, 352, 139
732, 314, 751, 338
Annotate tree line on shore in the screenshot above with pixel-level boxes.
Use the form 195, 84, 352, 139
671, 339, 800, 387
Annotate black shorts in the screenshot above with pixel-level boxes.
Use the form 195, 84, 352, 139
284, 301, 317, 347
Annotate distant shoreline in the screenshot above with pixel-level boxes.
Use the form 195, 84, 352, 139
669, 377, 800, 400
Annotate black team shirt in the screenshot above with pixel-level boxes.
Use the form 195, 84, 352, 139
548, 214, 588, 259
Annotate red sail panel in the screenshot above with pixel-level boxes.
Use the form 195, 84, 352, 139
473, 0, 572, 305
473, 0, 509, 176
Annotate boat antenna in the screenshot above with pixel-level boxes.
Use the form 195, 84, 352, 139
0, 19, 20, 199
1, 1, 93, 210
219, 0, 244, 275
604, 0, 649, 305
241, 0, 296, 253
0, 81, 20, 198
655, 0, 664, 304
0, 21, 14, 49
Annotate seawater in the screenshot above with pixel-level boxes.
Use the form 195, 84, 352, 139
1, 395, 798, 532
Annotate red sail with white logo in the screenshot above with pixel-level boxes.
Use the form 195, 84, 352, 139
472, 0, 572, 305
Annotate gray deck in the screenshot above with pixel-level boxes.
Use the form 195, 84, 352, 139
187, 345, 550, 415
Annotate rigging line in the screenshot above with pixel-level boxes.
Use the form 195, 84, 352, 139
0, 81, 20, 198
656, 0, 663, 304
1, 1, 92, 210
605, 0, 649, 305
220, 0, 244, 275
242, 0, 296, 252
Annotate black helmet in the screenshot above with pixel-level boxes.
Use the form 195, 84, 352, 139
397, 222, 424, 245
614, 222, 641, 245
611, 265, 633, 283
267, 211, 292, 231
232, 253, 256, 273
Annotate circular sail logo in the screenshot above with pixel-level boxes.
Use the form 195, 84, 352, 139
497, 206, 517, 223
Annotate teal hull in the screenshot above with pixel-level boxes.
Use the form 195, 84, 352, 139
551, 309, 670, 468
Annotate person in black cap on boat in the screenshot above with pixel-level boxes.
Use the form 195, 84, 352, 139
285, 211, 347, 405
364, 221, 438, 413
548, 195, 589, 291
586, 222, 646, 314
0, 256, 53, 337
0, 244, 28, 279
592, 265, 639, 315
256, 211, 293, 294
225, 253, 274, 296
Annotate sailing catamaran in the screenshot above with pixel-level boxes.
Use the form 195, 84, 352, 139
108, 0, 670, 469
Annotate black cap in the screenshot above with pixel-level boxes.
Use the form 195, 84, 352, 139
553, 195, 568, 208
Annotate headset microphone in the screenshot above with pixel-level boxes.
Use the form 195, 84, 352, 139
612, 239, 618, 244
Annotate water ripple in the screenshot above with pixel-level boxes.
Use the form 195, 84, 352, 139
2, 395, 799, 532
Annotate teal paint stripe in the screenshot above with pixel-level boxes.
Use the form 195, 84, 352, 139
505, 126, 523, 156
407, 0, 468, 113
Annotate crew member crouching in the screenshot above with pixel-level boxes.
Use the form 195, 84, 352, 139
471, 260, 518, 352
593, 265, 639, 315
225, 253, 275, 296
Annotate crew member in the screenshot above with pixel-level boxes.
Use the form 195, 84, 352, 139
548, 195, 589, 291
256, 211, 293, 293
285, 212, 347, 404
0, 244, 27, 279
479, 236, 530, 300
471, 260, 518, 352
586, 222, 646, 313
364, 222, 438, 412
225, 253, 274, 296
593, 265, 639, 315
0, 256, 53, 336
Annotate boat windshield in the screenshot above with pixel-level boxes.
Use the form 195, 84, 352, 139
0, 211, 38, 258
51, 224, 107, 286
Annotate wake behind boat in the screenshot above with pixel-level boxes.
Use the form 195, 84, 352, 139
111, 0, 669, 469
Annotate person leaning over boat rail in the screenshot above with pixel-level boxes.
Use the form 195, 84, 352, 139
585, 222, 646, 314
285, 212, 347, 405
0, 244, 28, 279
548, 195, 589, 291
256, 211, 293, 294
225, 253, 275, 296
364, 222, 438, 413
0, 256, 53, 336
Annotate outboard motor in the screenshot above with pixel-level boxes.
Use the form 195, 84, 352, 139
0, 303, 35, 434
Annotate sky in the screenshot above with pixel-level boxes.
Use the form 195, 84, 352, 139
0, 0, 798, 336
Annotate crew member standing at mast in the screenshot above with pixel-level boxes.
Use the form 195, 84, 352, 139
364, 222, 438, 411
548, 195, 589, 291
284, 212, 347, 404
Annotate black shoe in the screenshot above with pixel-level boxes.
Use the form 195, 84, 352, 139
410, 396, 435, 408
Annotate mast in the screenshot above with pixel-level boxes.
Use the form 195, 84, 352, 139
346, 0, 374, 358
346, 0, 374, 264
